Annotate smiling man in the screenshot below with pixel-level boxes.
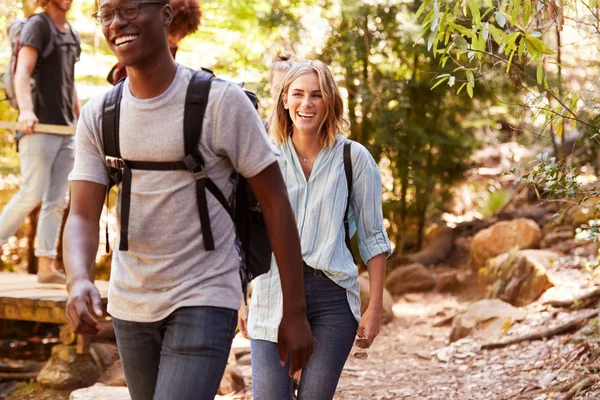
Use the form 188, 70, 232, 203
63, 0, 313, 399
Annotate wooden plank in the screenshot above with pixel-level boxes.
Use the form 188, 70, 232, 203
0, 121, 75, 135
0, 272, 109, 324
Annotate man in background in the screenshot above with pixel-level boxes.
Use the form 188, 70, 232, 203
0, 0, 81, 283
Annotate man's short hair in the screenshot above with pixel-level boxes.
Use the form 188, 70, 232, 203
35, 0, 51, 9
169, 0, 201, 39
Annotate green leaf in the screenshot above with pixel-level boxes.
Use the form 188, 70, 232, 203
511, 0, 521, 25
494, 11, 507, 27
416, 0, 431, 20
453, 34, 469, 50
518, 39, 525, 58
466, 70, 475, 87
525, 35, 555, 54
468, 0, 481, 25
457, 82, 468, 95
431, 76, 449, 90
536, 63, 543, 84
488, 25, 505, 43
501, 32, 521, 46
506, 49, 516, 73
522, 0, 532, 26
467, 83, 474, 98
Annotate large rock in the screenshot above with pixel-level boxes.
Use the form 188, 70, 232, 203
450, 299, 527, 342
359, 274, 394, 325
395, 225, 454, 267
385, 263, 436, 296
470, 218, 541, 269
37, 345, 100, 391
565, 197, 600, 226
70, 384, 130, 400
218, 365, 245, 395
99, 359, 126, 387
480, 249, 556, 306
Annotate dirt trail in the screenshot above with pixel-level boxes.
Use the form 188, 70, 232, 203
232, 291, 600, 400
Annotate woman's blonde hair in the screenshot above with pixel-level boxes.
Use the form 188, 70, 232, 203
270, 60, 347, 149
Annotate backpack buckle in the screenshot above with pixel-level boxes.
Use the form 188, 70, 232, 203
183, 154, 206, 180
106, 156, 124, 170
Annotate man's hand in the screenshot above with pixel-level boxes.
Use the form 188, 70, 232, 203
18, 109, 38, 135
65, 279, 104, 336
277, 313, 313, 377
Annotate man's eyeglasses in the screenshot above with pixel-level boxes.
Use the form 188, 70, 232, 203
93, 1, 165, 27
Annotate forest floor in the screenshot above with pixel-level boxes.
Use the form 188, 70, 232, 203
223, 246, 600, 400
230, 287, 600, 400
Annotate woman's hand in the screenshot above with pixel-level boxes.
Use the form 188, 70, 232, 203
237, 302, 249, 339
357, 305, 382, 347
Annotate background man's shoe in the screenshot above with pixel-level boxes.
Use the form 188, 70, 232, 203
37, 270, 66, 284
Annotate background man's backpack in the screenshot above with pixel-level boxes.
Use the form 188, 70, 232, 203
3, 13, 57, 109
101, 68, 271, 296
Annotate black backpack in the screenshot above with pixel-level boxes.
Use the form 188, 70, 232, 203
101, 68, 356, 294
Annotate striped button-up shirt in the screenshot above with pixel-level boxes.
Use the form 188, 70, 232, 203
248, 134, 392, 342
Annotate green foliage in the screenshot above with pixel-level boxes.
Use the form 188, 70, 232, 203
480, 189, 509, 217
321, 1, 491, 249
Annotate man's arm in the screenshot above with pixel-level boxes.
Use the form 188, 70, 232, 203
14, 46, 39, 135
246, 162, 313, 375
64, 180, 107, 335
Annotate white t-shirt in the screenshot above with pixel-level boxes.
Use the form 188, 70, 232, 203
70, 65, 278, 322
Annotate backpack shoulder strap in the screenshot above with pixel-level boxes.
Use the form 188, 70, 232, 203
184, 69, 229, 251
101, 80, 125, 253
35, 13, 57, 59
102, 80, 125, 159
343, 141, 356, 263
184, 69, 213, 159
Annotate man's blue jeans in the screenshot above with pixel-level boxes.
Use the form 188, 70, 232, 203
250, 265, 358, 400
113, 306, 238, 400
0, 134, 74, 258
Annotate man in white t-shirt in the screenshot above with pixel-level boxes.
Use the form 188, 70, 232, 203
63, 1, 313, 399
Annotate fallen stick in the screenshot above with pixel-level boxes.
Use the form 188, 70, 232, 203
0, 371, 39, 380
561, 375, 600, 400
481, 309, 598, 350
0, 120, 75, 135
546, 287, 600, 308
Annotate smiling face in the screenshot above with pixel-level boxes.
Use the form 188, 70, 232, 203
283, 72, 326, 137
98, 0, 172, 67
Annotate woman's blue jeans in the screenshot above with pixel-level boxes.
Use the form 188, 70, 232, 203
0, 134, 74, 258
113, 306, 237, 400
250, 265, 358, 400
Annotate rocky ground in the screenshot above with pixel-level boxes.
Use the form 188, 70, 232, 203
229, 287, 600, 399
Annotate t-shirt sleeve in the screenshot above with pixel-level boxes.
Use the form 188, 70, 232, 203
19, 16, 51, 53
68, 97, 110, 186
211, 83, 279, 178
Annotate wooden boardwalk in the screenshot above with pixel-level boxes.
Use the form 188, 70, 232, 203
0, 272, 109, 325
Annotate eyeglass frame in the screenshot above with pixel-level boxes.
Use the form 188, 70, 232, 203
92, 1, 166, 27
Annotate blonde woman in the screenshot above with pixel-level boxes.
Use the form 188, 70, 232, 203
245, 60, 391, 399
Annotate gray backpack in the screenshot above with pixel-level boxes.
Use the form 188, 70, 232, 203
2, 13, 57, 110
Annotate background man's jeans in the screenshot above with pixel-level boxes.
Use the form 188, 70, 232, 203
113, 306, 237, 400
250, 266, 358, 400
0, 134, 74, 258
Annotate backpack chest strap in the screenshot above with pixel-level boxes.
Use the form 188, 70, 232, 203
113, 156, 233, 251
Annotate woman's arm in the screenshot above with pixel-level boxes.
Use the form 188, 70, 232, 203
357, 253, 386, 345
